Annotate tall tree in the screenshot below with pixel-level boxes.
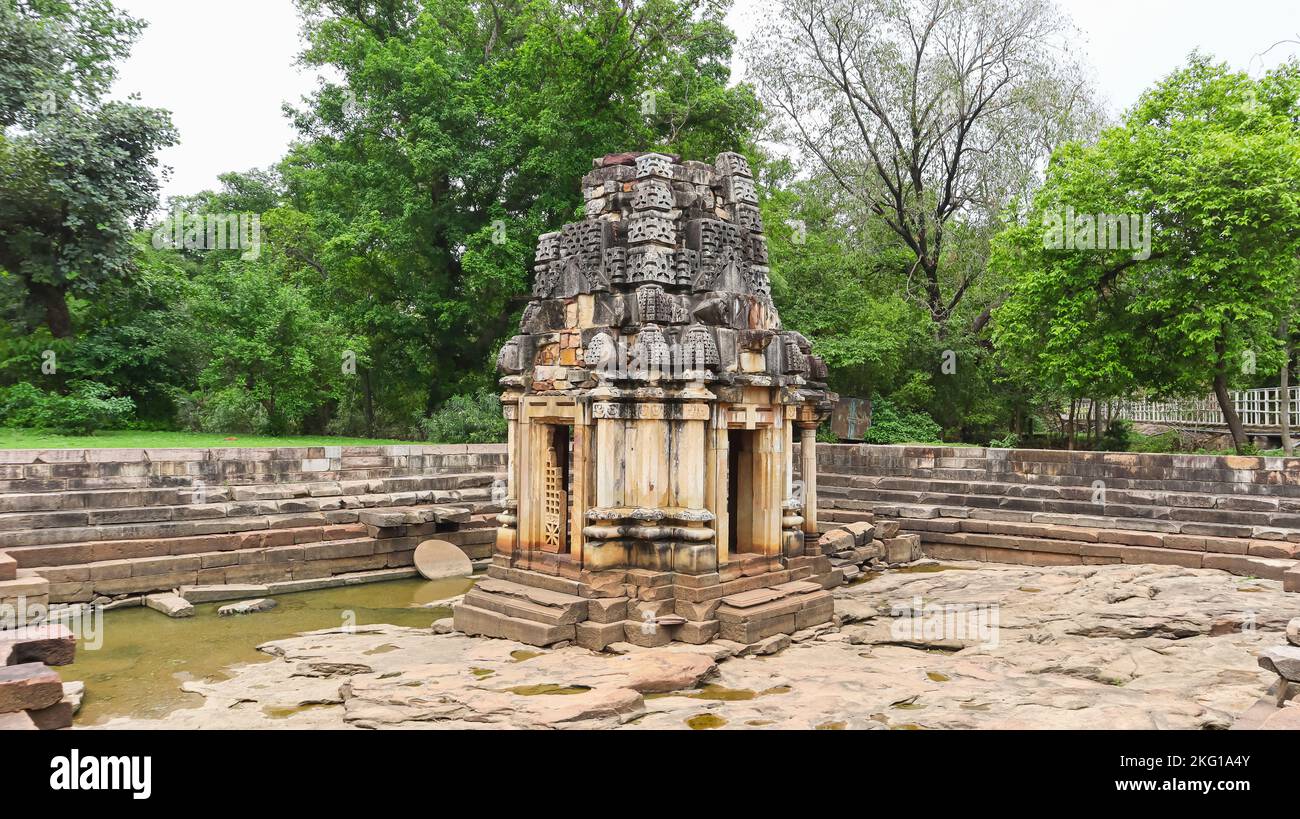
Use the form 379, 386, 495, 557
280, 0, 760, 430
993, 56, 1300, 453
0, 0, 177, 338
745, 0, 1102, 336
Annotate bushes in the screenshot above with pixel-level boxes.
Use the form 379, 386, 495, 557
171, 386, 270, 434
0, 381, 135, 435
420, 390, 506, 444
1098, 419, 1132, 452
862, 396, 942, 444
988, 431, 1020, 449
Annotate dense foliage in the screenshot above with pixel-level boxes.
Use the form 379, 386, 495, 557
992, 56, 1300, 452
2, 0, 1297, 452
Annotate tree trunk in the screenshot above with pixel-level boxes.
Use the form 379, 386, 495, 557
1066, 399, 1076, 451
28, 281, 73, 338
1212, 337, 1248, 453
363, 369, 376, 439
1282, 314, 1293, 455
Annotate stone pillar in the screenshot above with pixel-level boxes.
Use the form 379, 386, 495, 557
570, 415, 589, 558
496, 397, 521, 555
799, 423, 819, 540
707, 417, 730, 565
750, 424, 782, 558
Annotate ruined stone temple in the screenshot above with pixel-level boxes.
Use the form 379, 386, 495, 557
451, 151, 839, 649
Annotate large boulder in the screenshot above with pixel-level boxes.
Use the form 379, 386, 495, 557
1258, 645, 1300, 681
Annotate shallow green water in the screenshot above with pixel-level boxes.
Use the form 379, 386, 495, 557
63, 576, 476, 725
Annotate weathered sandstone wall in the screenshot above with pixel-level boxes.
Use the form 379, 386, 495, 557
804, 444, 1300, 592
0, 445, 506, 607
5, 443, 1299, 606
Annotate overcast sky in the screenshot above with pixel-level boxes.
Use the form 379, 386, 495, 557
109, 0, 1300, 203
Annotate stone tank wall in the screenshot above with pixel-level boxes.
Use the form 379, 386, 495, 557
801, 444, 1300, 592
5, 442, 1300, 607
0, 445, 506, 607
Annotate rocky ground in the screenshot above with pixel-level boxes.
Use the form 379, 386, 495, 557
94, 562, 1300, 730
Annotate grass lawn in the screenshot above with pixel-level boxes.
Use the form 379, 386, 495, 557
0, 428, 419, 450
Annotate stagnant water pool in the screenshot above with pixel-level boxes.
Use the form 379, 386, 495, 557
62, 576, 477, 725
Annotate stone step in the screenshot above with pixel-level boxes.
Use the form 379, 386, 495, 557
881, 504, 1300, 559
27, 533, 434, 602
816, 463, 1300, 499
0, 471, 504, 513
917, 529, 1299, 579
821, 472, 1300, 510
0, 485, 496, 532
472, 577, 588, 618
826, 485, 1298, 532
715, 589, 834, 643
453, 603, 575, 646
462, 587, 586, 625
0, 572, 50, 603
485, 564, 586, 597
0, 503, 486, 561
0, 510, 360, 552
0, 552, 13, 581
0, 446, 507, 492
3, 521, 370, 568
358, 505, 471, 529
856, 499, 1286, 541
718, 587, 787, 608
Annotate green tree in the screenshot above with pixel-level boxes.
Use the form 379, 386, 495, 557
0, 0, 177, 338
188, 260, 357, 436
281, 0, 761, 433
993, 56, 1300, 453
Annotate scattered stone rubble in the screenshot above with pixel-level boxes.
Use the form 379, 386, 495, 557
0, 624, 82, 730
819, 517, 921, 581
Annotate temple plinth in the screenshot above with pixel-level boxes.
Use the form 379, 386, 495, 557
452, 151, 837, 648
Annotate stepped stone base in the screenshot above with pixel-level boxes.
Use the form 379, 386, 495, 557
451, 554, 838, 648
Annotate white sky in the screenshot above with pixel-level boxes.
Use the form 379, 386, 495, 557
109, 0, 1300, 203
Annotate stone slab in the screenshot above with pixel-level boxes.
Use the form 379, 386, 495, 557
178, 583, 271, 603
0, 624, 76, 666
412, 539, 472, 580
0, 662, 63, 711
453, 604, 574, 646
143, 592, 194, 618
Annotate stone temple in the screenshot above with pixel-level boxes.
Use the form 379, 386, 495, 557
451, 151, 840, 649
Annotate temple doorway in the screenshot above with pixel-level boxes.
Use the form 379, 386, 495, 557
727, 429, 756, 554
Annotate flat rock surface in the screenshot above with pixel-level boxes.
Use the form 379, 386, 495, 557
92, 562, 1300, 730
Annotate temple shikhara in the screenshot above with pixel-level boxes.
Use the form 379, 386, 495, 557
452, 150, 839, 648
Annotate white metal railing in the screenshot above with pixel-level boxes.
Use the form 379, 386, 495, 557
1118, 387, 1300, 429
